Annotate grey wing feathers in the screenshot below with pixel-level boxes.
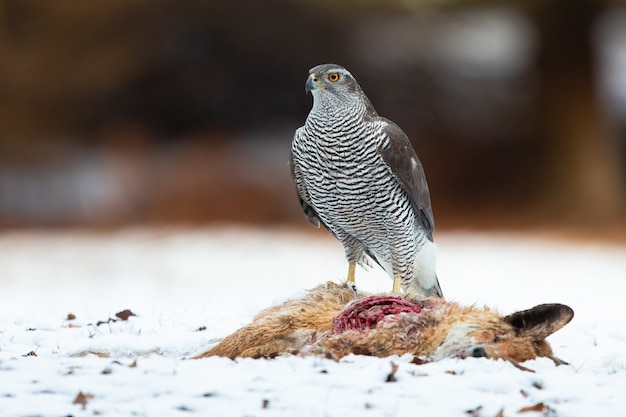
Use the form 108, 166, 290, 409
288, 152, 320, 228
377, 119, 435, 241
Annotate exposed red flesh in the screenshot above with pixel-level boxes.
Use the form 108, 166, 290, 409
332, 296, 423, 334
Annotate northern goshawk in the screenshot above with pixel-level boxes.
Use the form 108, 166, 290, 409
290, 63, 442, 298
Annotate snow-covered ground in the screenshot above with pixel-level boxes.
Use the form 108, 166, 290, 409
0, 227, 624, 416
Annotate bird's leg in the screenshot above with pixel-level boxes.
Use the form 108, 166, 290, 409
325, 261, 357, 291
339, 261, 357, 291
347, 261, 356, 284
328, 237, 359, 290
392, 276, 402, 293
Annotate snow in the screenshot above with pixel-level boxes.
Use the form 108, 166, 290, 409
0, 227, 625, 416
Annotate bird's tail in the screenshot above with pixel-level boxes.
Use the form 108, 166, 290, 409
409, 239, 443, 298
407, 273, 444, 299
426, 274, 444, 298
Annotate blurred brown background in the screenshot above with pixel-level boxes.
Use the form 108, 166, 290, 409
0, 0, 624, 234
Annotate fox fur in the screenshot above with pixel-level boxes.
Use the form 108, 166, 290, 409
196, 284, 573, 369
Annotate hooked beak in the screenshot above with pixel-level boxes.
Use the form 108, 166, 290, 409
305, 73, 320, 93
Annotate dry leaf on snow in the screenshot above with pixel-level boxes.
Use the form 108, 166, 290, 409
518, 402, 552, 413
386, 362, 398, 383
73, 391, 94, 410
115, 309, 136, 321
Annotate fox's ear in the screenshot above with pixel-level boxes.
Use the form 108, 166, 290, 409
505, 304, 574, 340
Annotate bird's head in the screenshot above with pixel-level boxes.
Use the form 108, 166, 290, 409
306, 64, 358, 94
305, 63, 376, 116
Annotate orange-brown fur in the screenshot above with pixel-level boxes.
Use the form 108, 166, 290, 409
196, 284, 573, 368
203, 285, 356, 359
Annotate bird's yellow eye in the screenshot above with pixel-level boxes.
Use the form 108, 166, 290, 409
328, 73, 340, 82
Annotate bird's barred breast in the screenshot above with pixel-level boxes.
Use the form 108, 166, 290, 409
295, 120, 419, 262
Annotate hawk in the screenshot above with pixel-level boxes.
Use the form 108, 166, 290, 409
290, 63, 443, 298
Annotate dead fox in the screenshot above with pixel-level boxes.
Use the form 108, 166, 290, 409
196, 284, 573, 370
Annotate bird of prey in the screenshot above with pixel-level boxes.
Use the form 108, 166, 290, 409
289, 63, 443, 298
